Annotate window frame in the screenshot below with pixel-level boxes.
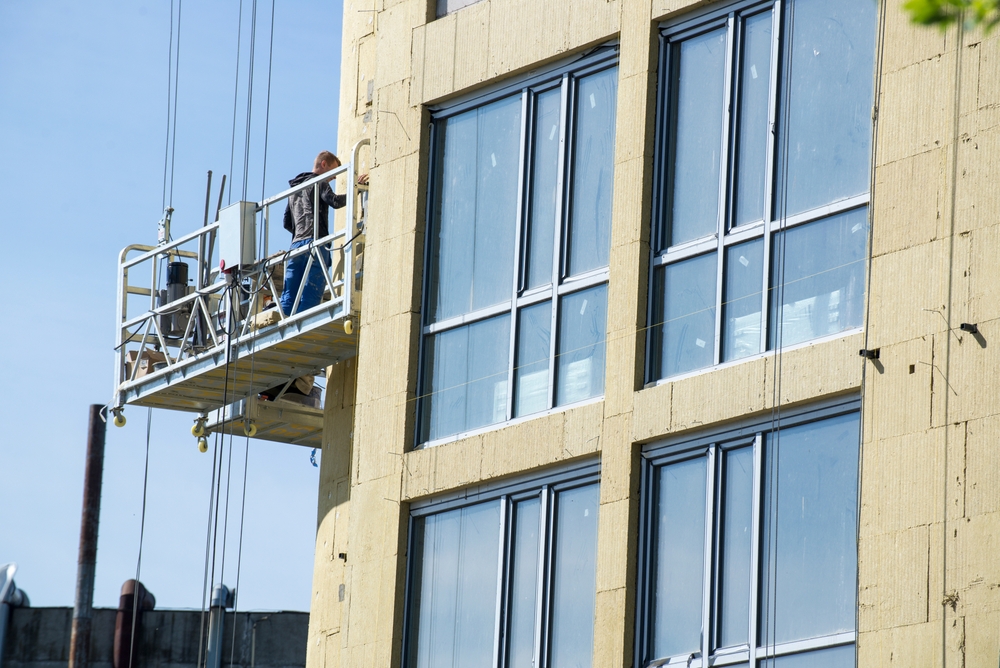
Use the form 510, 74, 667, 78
645, 0, 872, 385
633, 397, 861, 668
417, 46, 620, 447
402, 460, 602, 668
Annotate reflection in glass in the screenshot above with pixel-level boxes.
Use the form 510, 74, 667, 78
776, 0, 876, 216
769, 207, 867, 349
723, 239, 764, 362
508, 498, 541, 667
652, 254, 717, 379
759, 413, 860, 645
421, 315, 511, 442
549, 484, 600, 668
410, 502, 501, 668
668, 27, 727, 247
717, 446, 753, 648
567, 67, 618, 276
653, 457, 707, 659
733, 11, 773, 226
429, 96, 521, 321
526, 89, 562, 289
766, 644, 856, 668
515, 301, 552, 417
556, 285, 607, 406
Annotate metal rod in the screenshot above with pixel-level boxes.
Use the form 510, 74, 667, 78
69, 404, 107, 668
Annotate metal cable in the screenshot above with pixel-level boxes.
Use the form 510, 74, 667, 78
228, 0, 245, 206
241, 0, 259, 202
855, 2, 888, 665
161, 0, 175, 211
126, 407, 154, 668
167, 0, 183, 207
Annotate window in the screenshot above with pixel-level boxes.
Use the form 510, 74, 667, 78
403, 464, 601, 668
419, 49, 619, 444
648, 0, 875, 381
635, 402, 860, 667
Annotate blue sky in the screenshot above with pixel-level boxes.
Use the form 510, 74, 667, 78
0, 0, 346, 611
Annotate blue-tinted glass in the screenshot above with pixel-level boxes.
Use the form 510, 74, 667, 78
507, 498, 541, 668
652, 254, 717, 379
768, 208, 867, 349
549, 484, 600, 668
429, 96, 521, 321
668, 28, 727, 246
775, 0, 876, 216
718, 446, 753, 648
653, 457, 707, 659
526, 89, 561, 289
421, 314, 511, 442
734, 11, 773, 226
759, 413, 860, 645
410, 502, 501, 668
567, 67, 618, 276
723, 239, 764, 362
515, 301, 551, 417
764, 644, 855, 668
556, 285, 607, 406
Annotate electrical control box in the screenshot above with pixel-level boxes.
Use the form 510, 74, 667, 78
218, 201, 257, 271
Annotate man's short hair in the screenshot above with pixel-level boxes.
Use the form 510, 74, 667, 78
315, 151, 341, 169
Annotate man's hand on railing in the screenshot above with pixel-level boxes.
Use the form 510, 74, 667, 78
357, 173, 369, 186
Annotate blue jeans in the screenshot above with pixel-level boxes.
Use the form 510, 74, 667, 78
280, 239, 331, 315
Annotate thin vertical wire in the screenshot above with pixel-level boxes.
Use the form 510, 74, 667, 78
161, 0, 174, 211
168, 0, 183, 207
126, 407, 154, 668
228, 0, 245, 206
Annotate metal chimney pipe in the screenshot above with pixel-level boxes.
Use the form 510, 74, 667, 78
113, 580, 155, 668
205, 584, 234, 668
0, 563, 30, 668
69, 405, 107, 668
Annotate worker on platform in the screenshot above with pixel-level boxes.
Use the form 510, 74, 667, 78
279, 150, 368, 316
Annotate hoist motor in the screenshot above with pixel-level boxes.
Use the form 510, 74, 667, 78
158, 261, 192, 338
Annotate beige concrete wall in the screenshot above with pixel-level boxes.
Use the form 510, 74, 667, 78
309, 0, 1000, 666
858, 5, 1000, 667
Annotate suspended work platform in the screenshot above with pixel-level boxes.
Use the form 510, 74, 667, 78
205, 393, 325, 449
112, 140, 369, 437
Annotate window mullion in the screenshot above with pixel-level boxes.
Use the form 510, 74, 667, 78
714, 15, 737, 367
747, 432, 763, 659
702, 445, 718, 663
764, 0, 782, 226
494, 495, 510, 668
535, 485, 553, 668
547, 75, 570, 411
508, 90, 531, 422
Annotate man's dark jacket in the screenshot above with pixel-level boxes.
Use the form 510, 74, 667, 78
283, 171, 346, 244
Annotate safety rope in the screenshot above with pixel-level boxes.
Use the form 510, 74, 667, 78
856, 1, 888, 665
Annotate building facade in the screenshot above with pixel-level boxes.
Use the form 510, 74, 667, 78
307, 0, 1000, 665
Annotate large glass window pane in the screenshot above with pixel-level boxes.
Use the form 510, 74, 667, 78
526, 89, 562, 289
421, 315, 511, 442
515, 301, 551, 417
653, 457, 708, 659
768, 207, 867, 349
759, 413, 860, 645
667, 28, 727, 247
409, 502, 502, 668
717, 446, 753, 649
428, 96, 521, 321
775, 0, 876, 216
652, 254, 717, 379
722, 239, 764, 362
566, 67, 618, 276
549, 484, 600, 668
733, 11, 773, 226
507, 497, 541, 668
556, 285, 607, 406
766, 644, 856, 668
